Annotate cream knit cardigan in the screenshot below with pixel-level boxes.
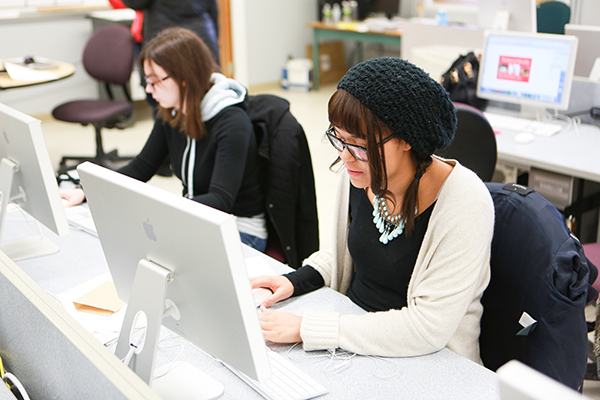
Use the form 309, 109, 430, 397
300, 158, 494, 364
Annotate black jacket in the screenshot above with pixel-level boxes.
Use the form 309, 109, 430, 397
121, 0, 219, 62
246, 95, 319, 269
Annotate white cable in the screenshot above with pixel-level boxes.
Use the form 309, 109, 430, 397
3, 372, 31, 400
44, 291, 64, 309
544, 109, 581, 136
121, 343, 138, 367
367, 355, 401, 380
8, 203, 39, 234
153, 341, 185, 379
282, 343, 356, 374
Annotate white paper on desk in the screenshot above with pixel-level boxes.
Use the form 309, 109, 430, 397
58, 274, 126, 340
245, 256, 278, 278
4, 62, 59, 82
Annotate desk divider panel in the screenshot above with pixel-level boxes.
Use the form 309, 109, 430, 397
0, 251, 159, 400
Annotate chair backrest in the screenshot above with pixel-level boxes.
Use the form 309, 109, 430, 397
537, 1, 571, 35
480, 182, 597, 391
436, 102, 497, 182
246, 94, 319, 269
82, 24, 135, 85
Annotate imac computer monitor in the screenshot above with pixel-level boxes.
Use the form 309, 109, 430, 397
0, 102, 69, 260
77, 162, 271, 398
478, 0, 536, 32
476, 31, 578, 118
564, 24, 600, 79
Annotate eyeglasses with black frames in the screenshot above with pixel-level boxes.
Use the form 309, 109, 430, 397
325, 127, 394, 162
144, 75, 171, 89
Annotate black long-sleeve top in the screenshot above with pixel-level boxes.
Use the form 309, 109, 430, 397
118, 103, 264, 218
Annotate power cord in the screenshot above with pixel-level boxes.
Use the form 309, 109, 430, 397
565, 107, 600, 128
283, 343, 400, 379
544, 109, 581, 136
0, 356, 31, 400
120, 311, 147, 367
153, 332, 185, 379
0, 356, 8, 390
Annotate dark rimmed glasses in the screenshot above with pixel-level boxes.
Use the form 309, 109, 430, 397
325, 127, 394, 161
145, 75, 171, 89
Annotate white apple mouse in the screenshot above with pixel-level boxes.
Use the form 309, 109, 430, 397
514, 132, 535, 144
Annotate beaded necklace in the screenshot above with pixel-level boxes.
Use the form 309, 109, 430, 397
372, 195, 405, 244
371, 172, 423, 244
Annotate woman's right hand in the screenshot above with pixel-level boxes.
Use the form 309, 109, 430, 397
60, 188, 86, 207
250, 275, 294, 308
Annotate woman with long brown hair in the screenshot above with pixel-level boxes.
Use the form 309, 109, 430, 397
62, 27, 266, 250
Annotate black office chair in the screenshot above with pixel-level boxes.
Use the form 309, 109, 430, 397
537, 1, 571, 35
436, 102, 497, 182
52, 24, 135, 174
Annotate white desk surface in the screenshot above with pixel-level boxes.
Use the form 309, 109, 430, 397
492, 113, 600, 183
5, 209, 500, 399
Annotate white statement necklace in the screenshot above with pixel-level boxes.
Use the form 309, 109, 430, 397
372, 195, 406, 244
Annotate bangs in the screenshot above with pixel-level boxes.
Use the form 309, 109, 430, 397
328, 89, 369, 139
328, 89, 389, 142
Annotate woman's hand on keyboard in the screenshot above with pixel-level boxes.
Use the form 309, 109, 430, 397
250, 275, 293, 308
60, 188, 86, 207
258, 307, 302, 344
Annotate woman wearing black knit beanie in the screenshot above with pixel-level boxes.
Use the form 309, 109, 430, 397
252, 57, 495, 364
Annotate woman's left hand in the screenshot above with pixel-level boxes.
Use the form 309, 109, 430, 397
258, 306, 303, 344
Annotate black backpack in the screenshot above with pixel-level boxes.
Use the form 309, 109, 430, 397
480, 183, 598, 391
441, 52, 488, 111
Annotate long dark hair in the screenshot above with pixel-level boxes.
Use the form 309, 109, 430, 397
139, 27, 218, 140
328, 88, 432, 234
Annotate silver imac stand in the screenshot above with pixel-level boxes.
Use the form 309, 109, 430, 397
0, 158, 60, 261
519, 104, 548, 120
114, 259, 224, 400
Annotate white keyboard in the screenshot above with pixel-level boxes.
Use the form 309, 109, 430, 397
484, 112, 563, 137
64, 205, 98, 236
230, 347, 328, 400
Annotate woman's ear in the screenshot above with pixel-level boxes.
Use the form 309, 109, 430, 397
398, 138, 412, 152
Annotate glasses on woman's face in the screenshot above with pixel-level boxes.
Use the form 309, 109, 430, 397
326, 127, 394, 162
145, 75, 171, 89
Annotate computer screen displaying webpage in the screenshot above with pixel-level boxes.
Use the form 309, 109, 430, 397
478, 32, 577, 110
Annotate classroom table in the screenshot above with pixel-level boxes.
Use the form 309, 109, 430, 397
492, 113, 600, 240
0, 59, 75, 90
308, 21, 402, 90
4, 208, 500, 399
494, 119, 600, 184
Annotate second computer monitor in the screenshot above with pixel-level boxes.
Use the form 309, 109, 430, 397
564, 24, 600, 79
77, 162, 271, 392
478, 0, 537, 32
476, 31, 578, 116
0, 102, 69, 260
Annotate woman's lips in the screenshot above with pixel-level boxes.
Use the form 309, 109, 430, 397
345, 167, 363, 177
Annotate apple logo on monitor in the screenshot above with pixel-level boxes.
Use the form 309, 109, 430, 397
2, 129, 8, 144
143, 218, 157, 242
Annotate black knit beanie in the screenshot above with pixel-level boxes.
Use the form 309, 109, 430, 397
337, 57, 457, 156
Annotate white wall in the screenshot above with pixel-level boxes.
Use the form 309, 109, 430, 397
2, 1, 316, 116
231, 0, 316, 87
0, 16, 98, 116
572, 0, 600, 26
